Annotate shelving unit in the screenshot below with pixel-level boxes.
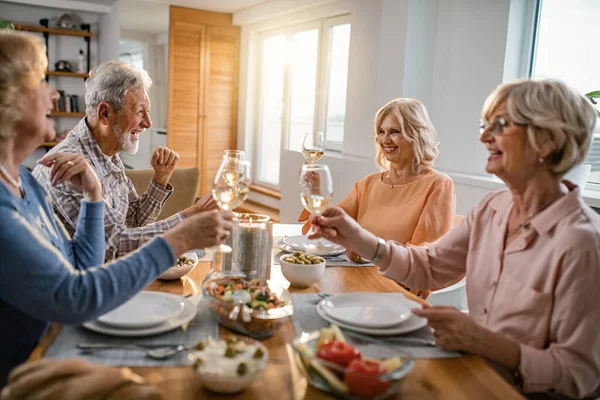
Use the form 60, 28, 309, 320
16, 20, 93, 148
50, 112, 85, 117
47, 71, 89, 78
14, 24, 93, 38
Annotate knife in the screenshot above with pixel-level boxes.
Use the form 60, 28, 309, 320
77, 343, 184, 350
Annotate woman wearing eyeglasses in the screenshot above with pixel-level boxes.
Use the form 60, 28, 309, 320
310, 79, 600, 398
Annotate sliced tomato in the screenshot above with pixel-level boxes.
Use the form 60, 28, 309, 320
316, 340, 361, 368
345, 359, 390, 399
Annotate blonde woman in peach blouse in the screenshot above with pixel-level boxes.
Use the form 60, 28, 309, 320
341, 98, 455, 247
310, 80, 600, 398
300, 99, 456, 298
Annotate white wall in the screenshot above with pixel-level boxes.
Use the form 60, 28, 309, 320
236, 0, 539, 221
98, 1, 120, 62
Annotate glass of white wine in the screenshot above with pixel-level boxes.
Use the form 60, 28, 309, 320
223, 149, 245, 160
299, 164, 333, 249
211, 157, 251, 253
302, 132, 325, 164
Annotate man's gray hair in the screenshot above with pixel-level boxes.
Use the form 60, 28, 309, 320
85, 60, 152, 118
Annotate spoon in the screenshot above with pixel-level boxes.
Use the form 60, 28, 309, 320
77, 343, 186, 360
229, 290, 251, 322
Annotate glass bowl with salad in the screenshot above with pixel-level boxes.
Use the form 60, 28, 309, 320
202, 275, 293, 338
292, 325, 415, 399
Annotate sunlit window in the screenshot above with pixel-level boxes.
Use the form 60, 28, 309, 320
254, 16, 351, 187
530, 0, 600, 184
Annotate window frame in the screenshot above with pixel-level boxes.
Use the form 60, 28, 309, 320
527, 0, 600, 191
252, 15, 351, 189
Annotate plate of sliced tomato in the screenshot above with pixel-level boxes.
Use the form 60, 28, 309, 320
292, 325, 415, 399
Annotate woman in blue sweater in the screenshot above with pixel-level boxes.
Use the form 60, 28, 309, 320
0, 31, 233, 384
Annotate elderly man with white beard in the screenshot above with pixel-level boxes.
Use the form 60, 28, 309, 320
33, 60, 216, 261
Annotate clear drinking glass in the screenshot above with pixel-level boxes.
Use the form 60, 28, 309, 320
302, 132, 325, 164
299, 164, 333, 249
223, 149, 245, 160
210, 158, 251, 253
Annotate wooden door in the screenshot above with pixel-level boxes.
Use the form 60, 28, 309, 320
200, 24, 240, 194
167, 18, 205, 169
167, 6, 239, 196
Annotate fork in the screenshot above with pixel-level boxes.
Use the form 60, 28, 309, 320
342, 330, 437, 347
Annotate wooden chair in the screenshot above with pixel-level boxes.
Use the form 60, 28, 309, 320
453, 214, 464, 227
124, 168, 200, 221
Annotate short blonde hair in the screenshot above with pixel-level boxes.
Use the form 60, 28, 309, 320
482, 79, 597, 176
0, 31, 47, 140
374, 98, 438, 173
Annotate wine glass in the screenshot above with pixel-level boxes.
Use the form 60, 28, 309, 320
299, 164, 333, 250
223, 149, 245, 160
302, 132, 325, 164
210, 157, 251, 253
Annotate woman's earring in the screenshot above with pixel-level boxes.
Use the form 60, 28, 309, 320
538, 156, 544, 164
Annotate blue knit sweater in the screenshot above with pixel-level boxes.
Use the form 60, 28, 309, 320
0, 168, 176, 383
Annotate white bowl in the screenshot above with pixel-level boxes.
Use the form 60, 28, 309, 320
427, 277, 467, 310
157, 252, 199, 280
192, 338, 268, 394
280, 254, 326, 288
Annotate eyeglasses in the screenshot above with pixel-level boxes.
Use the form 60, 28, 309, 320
479, 117, 527, 136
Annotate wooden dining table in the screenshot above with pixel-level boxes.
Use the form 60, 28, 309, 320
31, 225, 525, 400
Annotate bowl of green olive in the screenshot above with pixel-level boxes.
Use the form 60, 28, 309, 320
280, 251, 326, 288
157, 252, 199, 280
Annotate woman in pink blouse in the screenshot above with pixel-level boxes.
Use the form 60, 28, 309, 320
309, 79, 600, 399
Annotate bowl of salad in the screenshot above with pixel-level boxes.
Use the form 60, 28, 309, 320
158, 252, 199, 280
202, 275, 293, 338
292, 325, 415, 399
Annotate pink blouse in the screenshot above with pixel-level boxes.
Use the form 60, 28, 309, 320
378, 184, 600, 398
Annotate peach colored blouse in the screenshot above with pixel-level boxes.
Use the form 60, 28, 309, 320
338, 170, 455, 246
378, 184, 600, 398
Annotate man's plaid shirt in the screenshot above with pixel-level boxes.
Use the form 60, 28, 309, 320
32, 119, 184, 261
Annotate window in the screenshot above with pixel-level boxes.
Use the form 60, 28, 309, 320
530, 0, 600, 184
254, 16, 351, 187
119, 40, 146, 71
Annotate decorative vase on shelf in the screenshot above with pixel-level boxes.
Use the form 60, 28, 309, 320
77, 49, 85, 73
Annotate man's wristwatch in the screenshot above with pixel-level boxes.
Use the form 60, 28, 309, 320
369, 237, 387, 264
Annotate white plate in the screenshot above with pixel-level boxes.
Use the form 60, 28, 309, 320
316, 297, 428, 336
281, 235, 345, 256
84, 297, 196, 337
97, 292, 185, 329
321, 293, 411, 328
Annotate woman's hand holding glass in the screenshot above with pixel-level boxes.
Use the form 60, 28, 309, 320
309, 206, 380, 260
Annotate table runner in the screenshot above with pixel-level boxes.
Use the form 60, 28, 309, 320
44, 296, 218, 367
291, 293, 460, 359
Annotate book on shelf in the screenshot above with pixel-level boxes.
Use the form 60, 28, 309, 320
53, 91, 80, 113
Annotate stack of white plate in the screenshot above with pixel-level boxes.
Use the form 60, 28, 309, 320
276, 235, 345, 257
316, 293, 428, 336
83, 291, 196, 337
